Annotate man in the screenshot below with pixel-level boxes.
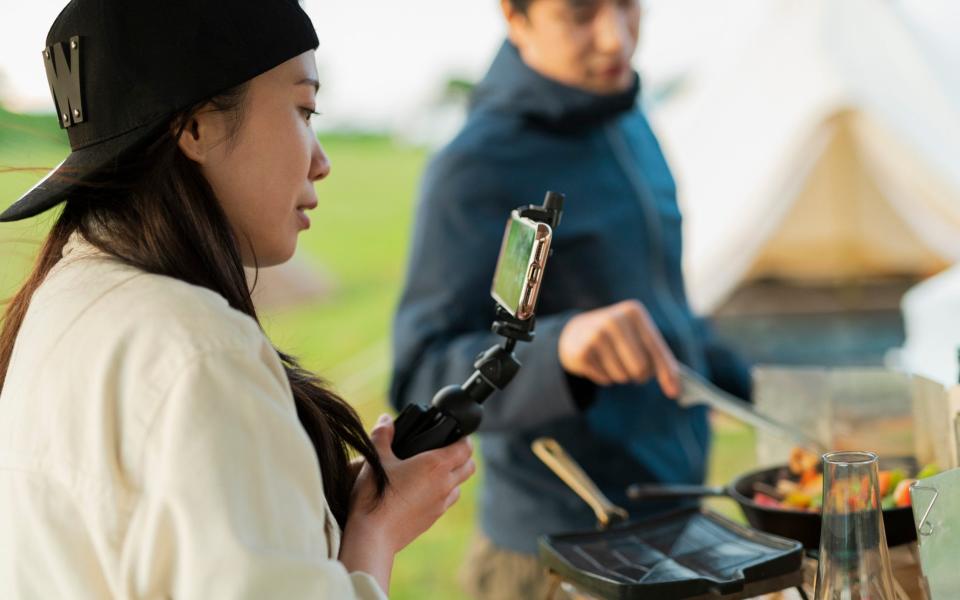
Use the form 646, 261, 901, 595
390, 0, 751, 597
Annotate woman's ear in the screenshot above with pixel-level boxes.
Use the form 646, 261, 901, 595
175, 108, 221, 164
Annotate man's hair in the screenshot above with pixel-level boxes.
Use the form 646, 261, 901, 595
508, 0, 533, 13
509, 0, 602, 15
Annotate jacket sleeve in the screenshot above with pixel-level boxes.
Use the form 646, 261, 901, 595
695, 317, 753, 402
123, 339, 387, 600
389, 150, 588, 432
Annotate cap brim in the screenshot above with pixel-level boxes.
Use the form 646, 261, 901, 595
0, 116, 168, 222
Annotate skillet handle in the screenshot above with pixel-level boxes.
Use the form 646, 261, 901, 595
626, 483, 727, 501
532, 437, 629, 529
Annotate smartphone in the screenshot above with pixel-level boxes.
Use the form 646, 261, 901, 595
491, 210, 553, 320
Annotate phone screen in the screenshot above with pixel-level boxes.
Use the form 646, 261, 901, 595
491, 214, 538, 318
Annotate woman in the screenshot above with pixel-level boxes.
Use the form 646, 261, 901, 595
0, 1, 474, 598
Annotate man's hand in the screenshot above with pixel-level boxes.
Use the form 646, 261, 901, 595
558, 300, 680, 397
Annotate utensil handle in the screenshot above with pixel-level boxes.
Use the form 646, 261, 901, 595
532, 437, 628, 528
626, 483, 727, 501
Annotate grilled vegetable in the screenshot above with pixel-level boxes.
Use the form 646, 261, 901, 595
893, 479, 915, 508
753, 449, 934, 512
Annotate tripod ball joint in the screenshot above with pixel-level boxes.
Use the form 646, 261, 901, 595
390, 191, 564, 459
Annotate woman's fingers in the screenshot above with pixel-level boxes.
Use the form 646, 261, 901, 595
445, 438, 473, 466
415, 436, 472, 470
369, 413, 397, 456
442, 487, 462, 512
451, 458, 476, 484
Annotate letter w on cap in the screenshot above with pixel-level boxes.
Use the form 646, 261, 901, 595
43, 36, 85, 129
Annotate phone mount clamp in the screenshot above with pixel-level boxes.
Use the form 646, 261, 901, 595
391, 191, 564, 459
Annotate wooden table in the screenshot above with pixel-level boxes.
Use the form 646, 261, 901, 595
761, 544, 926, 600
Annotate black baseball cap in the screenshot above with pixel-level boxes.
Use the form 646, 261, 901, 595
0, 0, 319, 222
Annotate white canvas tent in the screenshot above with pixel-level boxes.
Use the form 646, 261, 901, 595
643, 0, 960, 315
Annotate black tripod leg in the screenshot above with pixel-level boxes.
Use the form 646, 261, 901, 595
391, 404, 461, 459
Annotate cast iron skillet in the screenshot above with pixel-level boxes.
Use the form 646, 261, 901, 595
627, 457, 919, 550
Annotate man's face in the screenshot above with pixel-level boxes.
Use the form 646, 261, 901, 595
504, 0, 641, 95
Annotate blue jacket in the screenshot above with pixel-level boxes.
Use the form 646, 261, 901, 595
389, 42, 751, 554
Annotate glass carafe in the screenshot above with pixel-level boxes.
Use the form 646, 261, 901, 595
814, 451, 896, 600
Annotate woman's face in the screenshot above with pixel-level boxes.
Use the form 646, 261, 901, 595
183, 51, 329, 268
504, 0, 641, 95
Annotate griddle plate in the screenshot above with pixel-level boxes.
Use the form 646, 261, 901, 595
540, 508, 803, 599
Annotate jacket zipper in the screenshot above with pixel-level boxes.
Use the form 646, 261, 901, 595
604, 122, 703, 369
605, 121, 707, 474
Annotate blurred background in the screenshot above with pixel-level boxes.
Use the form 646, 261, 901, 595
2, 1, 959, 598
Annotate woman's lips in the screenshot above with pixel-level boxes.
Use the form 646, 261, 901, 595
296, 208, 311, 230
296, 199, 317, 230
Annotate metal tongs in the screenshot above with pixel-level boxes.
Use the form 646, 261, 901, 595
532, 437, 628, 529
676, 364, 829, 454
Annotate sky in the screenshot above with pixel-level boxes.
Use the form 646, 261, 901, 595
1, 0, 957, 130
0, 0, 506, 129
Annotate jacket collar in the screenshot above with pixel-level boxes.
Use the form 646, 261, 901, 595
470, 41, 640, 131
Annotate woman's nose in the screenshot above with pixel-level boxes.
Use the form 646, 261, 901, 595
309, 140, 331, 182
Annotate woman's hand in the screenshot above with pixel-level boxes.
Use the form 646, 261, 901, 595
339, 414, 475, 591
350, 414, 475, 552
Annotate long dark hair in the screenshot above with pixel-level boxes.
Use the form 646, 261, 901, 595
0, 84, 387, 530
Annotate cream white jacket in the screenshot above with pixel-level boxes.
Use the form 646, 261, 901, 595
0, 236, 386, 599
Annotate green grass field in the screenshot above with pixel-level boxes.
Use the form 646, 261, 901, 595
0, 108, 757, 599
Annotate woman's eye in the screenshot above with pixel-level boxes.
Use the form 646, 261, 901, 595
301, 107, 320, 122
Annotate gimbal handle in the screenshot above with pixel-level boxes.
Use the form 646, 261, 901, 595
391, 192, 564, 459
